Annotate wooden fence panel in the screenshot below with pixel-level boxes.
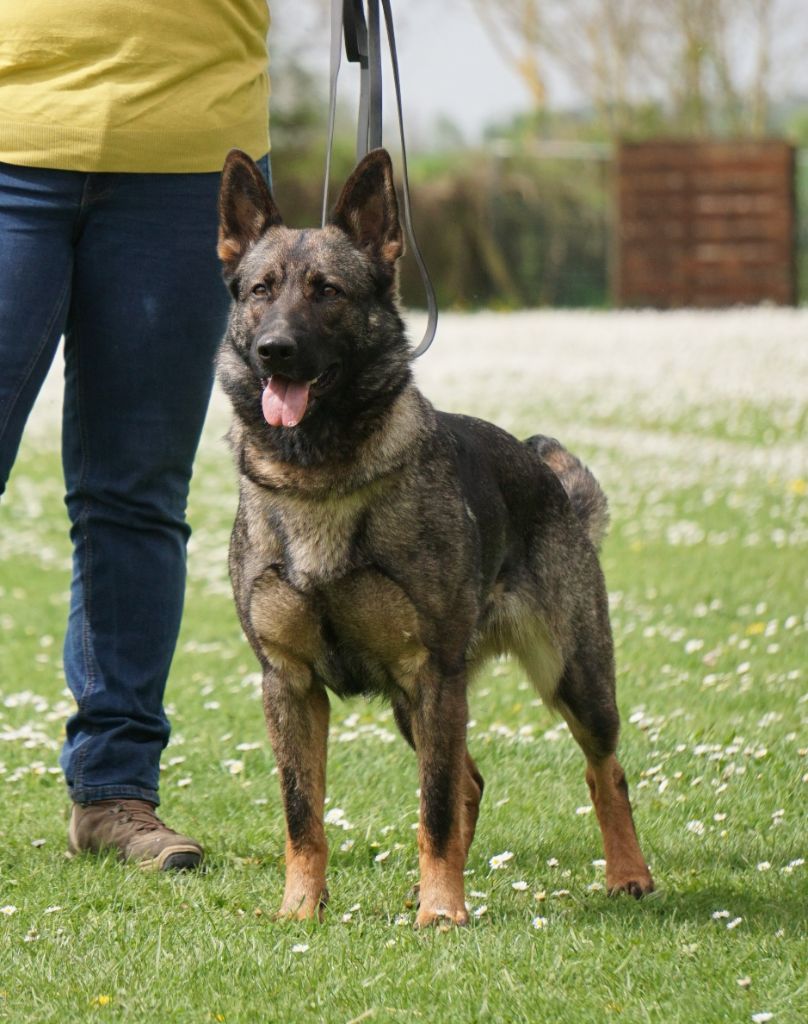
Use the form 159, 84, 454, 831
616, 141, 796, 307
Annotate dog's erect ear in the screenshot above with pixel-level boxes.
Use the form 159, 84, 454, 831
330, 149, 403, 266
218, 150, 282, 271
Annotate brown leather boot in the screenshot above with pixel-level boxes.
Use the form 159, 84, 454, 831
68, 799, 203, 871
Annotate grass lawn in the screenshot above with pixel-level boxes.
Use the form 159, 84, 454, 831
0, 310, 806, 1023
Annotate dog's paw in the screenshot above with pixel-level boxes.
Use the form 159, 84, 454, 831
607, 871, 655, 899
414, 904, 469, 929
275, 886, 329, 922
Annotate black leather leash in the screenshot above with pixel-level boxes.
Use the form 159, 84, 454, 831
323, 0, 438, 358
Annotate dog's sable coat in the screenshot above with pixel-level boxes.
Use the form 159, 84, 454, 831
216, 148, 654, 925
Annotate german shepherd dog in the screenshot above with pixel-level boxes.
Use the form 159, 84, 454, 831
216, 148, 654, 926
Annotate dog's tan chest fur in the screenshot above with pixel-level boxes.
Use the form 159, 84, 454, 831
240, 471, 374, 584
276, 491, 366, 588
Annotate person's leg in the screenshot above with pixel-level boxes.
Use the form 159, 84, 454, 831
58, 166, 238, 808
0, 163, 79, 494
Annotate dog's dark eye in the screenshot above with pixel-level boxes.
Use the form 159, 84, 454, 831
320, 283, 341, 299
251, 282, 269, 298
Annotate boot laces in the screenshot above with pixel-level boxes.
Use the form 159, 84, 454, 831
110, 800, 177, 835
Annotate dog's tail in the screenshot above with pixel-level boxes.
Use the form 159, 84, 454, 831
525, 435, 610, 549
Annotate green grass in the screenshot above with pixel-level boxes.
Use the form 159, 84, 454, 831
1, 347, 806, 1023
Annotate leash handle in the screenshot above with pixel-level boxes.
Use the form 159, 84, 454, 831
323, 0, 438, 358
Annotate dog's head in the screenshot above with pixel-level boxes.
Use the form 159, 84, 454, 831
217, 149, 409, 435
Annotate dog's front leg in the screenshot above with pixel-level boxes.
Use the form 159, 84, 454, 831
410, 672, 470, 928
262, 670, 330, 921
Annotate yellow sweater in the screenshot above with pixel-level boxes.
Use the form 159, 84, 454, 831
0, 0, 270, 172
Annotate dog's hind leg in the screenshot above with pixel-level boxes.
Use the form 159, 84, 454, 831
582, 751, 655, 898
262, 672, 330, 920
554, 663, 654, 898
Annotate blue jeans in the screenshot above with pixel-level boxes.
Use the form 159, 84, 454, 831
0, 157, 268, 805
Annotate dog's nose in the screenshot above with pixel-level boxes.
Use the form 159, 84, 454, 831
256, 334, 297, 368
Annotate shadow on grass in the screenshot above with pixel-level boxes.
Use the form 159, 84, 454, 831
578, 877, 808, 937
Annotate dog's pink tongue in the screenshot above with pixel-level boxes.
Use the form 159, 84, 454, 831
262, 376, 310, 428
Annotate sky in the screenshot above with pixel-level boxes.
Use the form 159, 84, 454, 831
270, 0, 808, 148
